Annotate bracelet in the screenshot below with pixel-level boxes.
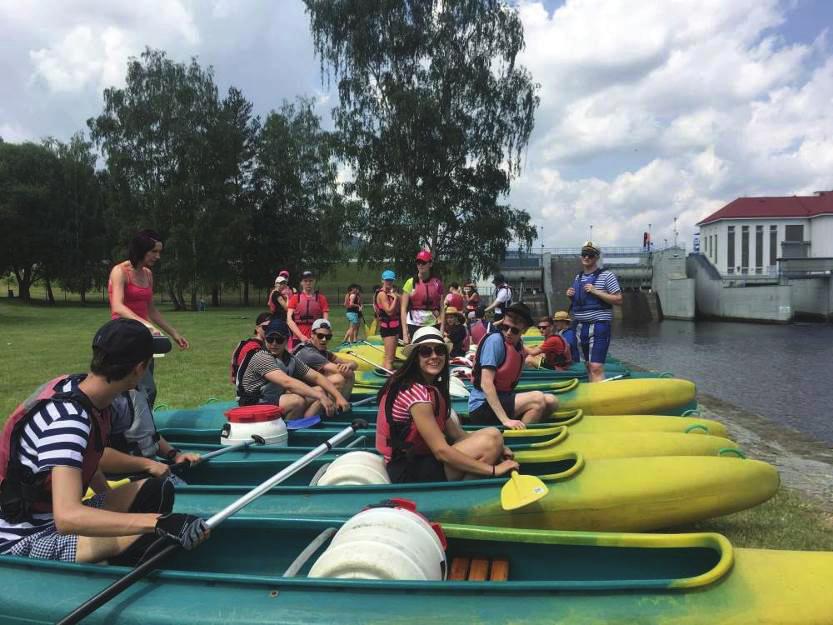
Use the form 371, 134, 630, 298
166, 448, 181, 461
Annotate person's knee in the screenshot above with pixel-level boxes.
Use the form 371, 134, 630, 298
329, 373, 345, 389
128, 477, 174, 514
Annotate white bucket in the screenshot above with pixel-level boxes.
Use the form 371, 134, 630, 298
315, 451, 390, 486
220, 418, 288, 447
309, 506, 446, 580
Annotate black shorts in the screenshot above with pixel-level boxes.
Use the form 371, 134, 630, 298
386, 454, 447, 484
379, 324, 402, 339
468, 394, 516, 426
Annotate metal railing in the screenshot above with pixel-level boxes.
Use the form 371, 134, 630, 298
778, 257, 833, 277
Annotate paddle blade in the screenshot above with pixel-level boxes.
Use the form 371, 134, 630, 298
500, 471, 549, 511
286, 415, 322, 430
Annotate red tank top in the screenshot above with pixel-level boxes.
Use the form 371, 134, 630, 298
109, 262, 153, 321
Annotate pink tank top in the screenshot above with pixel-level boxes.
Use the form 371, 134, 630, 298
109, 261, 153, 321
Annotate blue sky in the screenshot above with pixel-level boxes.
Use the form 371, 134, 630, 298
1, 0, 831, 249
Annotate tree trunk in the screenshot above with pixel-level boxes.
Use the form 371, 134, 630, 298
167, 284, 182, 311
190, 287, 197, 311
243, 282, 250, 307
14, 268, 32, 302
79, 288, 86, 304
211, 286, 219, 307
45, 277, 55, 305
176, 287, 186, 311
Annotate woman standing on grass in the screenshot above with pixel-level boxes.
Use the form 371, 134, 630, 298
342, 284, 363, 344
108, 229, 189, 407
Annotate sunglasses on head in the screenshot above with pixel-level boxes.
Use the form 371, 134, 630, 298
581, 252, 598, 258
417, 344, 448, 358
315, 333, 332, 341
501, 324, 522, 336
265, 334, 287, 344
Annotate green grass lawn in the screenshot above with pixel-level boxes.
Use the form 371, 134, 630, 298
2, 298, 832, 551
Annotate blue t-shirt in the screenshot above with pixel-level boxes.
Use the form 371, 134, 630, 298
468, 332, 516, 412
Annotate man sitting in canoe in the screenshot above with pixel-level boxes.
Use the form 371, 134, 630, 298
553, 310, 581, 364
292, 319, 357, 398
467, 303, 558, 430
525, 315, 572, 371
376, 327, 519, 483
235, 318, 350, 419
0, 319, 208, 564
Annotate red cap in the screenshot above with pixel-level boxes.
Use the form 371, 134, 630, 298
278, 269, 289, 277
416, 250, 433, 263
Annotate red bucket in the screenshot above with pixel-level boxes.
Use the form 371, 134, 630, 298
224, 405, 285, 423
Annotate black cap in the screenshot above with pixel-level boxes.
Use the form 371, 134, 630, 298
504, 302, 534, 327
301, 270, 315, 279
264, 318, 290, 337
492, 273, 505, 284
92, 319, 154, 365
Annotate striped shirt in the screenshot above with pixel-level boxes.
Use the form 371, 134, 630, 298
572, 270, 621, 322
390, 383, 434, 426
239, 350, 311, 397
0, 379, 91, 553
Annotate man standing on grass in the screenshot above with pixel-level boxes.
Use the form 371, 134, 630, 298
566, 242, 622, 382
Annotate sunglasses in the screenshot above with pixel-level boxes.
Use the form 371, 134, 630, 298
265, 334, 287, 344
417, 344, 448, 358
581, 252, 598, 259
315, 333, 332, 341
537, 324, 551, 331
501, 324, 522, 336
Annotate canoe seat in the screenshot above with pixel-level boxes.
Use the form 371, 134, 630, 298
448, 556, 509, 582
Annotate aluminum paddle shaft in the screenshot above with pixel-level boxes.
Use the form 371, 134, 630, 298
205, 420, 366, 529
56, 419, 368, 625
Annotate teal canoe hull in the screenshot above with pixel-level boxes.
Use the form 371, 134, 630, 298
4, 519, 830, 625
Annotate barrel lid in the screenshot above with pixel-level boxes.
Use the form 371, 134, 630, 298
225, 405, 284, 423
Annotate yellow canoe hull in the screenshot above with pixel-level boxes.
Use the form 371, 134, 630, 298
538, 409, 729, 437
556, 378, 696, 415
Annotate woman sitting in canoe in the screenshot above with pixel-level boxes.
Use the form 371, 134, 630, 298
375, 326, 519, 483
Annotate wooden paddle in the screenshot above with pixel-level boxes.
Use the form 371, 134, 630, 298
500, 471, 549, 511
57, 420, 369, 625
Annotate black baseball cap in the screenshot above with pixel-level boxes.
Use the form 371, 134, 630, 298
264, 318, 290, 337
301, 270, 315, 279
504, 302, 534, 327
92, 319, 154, 365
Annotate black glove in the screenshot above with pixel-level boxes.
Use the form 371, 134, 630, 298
154, 513, 209, 550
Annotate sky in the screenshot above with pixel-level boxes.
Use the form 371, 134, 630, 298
1, 0, 831, 250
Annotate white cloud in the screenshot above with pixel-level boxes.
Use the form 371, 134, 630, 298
512, 0, 833, 247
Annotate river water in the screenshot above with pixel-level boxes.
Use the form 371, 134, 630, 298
611, 319, 833, 445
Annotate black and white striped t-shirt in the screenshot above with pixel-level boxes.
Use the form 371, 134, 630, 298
0, 379, 92, 553
239, 350, 311, 398
572, 270, 622, 323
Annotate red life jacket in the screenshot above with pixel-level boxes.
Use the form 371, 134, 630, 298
374, 288, 401, 329
230, 338, 264, 384
445, 292, 464, 310
295, 291, 323, 325
408, 275, 443, 311
543, 335, 570, 370
375, 384, 449, 461
472, 333, 524, 392
469, 320, 493, 346
464, 293, 480, 314
344, 292, 362, 313
0, 375, 111, 523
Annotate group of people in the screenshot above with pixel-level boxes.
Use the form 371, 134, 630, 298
0, 230, 621, 567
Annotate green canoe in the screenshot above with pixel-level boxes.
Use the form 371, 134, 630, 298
170, 454, 778, 532
3, 518, 831, 624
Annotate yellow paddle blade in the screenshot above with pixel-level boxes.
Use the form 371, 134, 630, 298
500, 471, 549, 511
367, 319, 377, 336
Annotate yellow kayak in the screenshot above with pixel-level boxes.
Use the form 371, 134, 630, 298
555, 378, 696, 415
534, 409, 729, 437
512, 427, 738, 461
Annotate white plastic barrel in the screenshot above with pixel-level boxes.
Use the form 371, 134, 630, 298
314, 451, 390, 486
309, 506, 447, 580
221, 405, 288, 447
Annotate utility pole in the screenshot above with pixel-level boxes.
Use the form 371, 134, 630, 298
673, 217, 678, 247
589, 224, 593, 242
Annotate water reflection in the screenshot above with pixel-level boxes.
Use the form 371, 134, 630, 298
612, 320, 833, 443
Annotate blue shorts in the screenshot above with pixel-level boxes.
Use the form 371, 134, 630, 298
346, 311, 360, 325
574, 320, 611, 364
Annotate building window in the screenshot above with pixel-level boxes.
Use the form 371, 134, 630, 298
741, 225, 749, 274
769, 225, 777, 268
714, 235, 717, 264
727, 226, 735, 273
785, 225, 803, 241
755, 226, 763, 273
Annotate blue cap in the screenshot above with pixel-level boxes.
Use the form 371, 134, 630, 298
381, 269, 396, 281
264, 318, 289, 337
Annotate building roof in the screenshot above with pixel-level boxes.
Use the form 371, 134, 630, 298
698, 192, 833, 226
